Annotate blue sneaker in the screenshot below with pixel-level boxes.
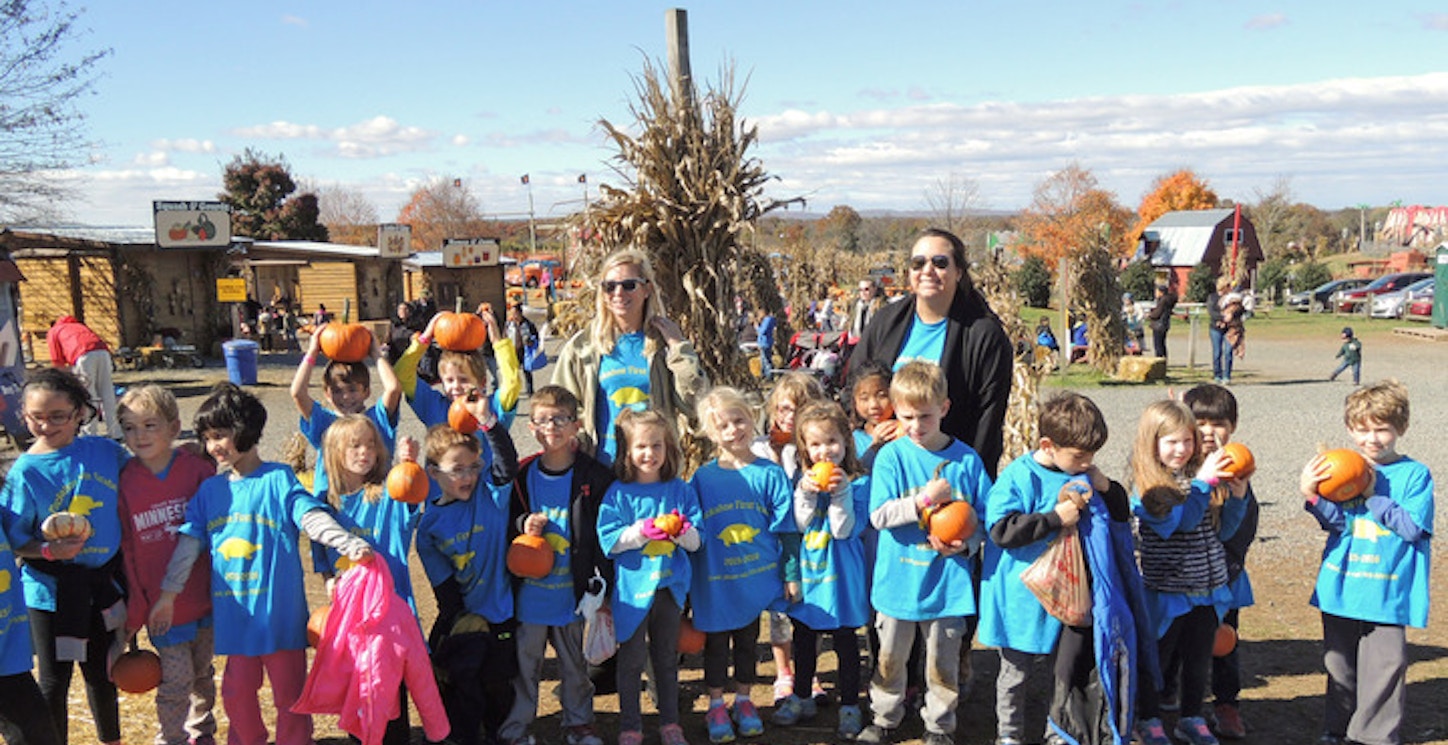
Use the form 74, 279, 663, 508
706, 703, 736, 743
771, 694, 817, 726
1135, 718, 1171, 745
1174, 716, 1219, 745
732, 699, 763, 738
836, 705, 863, 739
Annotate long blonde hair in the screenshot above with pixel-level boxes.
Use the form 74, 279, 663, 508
590, 248, 661, 358
1129, 399, 1202, 517
322, 415, 389, 506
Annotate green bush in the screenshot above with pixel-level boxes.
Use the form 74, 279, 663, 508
1186, 263, 1216, 303
1257, 257, 1291, 304
1119, 260, 1156, 302
1292, 261, 1333, 293
1014, 255, 1053, 308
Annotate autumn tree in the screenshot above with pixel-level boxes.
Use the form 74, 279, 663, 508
303, 180, 379, 246
1129, 169, 1220, 245
396, 178, 487, 253
219, 149, 328, 240
819, 205, 862, 254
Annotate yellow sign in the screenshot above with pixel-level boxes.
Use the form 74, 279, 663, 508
216, 278, 248, 303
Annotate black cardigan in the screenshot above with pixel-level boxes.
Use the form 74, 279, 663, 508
848, 291, 1014, 478
507, 450, 615, 602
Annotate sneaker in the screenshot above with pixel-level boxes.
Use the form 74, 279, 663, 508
772, 675, 795, 705
923, 733, 954, 745
1174, 716, 1220, 745
565, 726, 604, 745
1212, 703, 1246, 740
772, 694, 817, 726
659, 723, 690, 745
706, 703, 737, 744
1134, 718, 1171, 745
836, 705, 863, 739
854, 724, 894, 745
811, 677, 831, 707
732, 699, 763, 738
617, 731, 644, 745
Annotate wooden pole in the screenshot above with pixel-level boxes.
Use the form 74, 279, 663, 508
666, 8, 693, 108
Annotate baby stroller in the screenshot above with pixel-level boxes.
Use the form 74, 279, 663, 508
785, 329, 850, 397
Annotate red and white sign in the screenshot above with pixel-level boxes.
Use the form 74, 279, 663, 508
154, 201, 232, 248
442, 238, 500, 268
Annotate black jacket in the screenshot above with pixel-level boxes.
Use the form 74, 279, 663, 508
848, 291, 1014, 478
507, 450, 615, 602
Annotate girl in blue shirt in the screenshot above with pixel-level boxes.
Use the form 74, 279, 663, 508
0, 475, 61, 745
596, 409, 702, 745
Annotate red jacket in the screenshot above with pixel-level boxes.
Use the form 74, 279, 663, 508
118, 449, 216, 633
47, 315, 109, 366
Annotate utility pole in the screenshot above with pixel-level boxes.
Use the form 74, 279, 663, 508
524, 175, 538, 255
666, 8, 693, 109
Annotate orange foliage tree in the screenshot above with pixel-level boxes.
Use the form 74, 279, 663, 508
396, 178, 488, 253
1015, 164, 1133, 268
1129, 169, 1220, 244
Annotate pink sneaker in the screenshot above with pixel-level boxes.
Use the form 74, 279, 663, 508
660, 723, 691, 745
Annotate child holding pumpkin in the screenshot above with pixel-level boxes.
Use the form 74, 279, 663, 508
0, 368, 129, 745
783, 401, 871, 740
596, 409, 703, 745
687, 386, 795, 743
1299, 380, 1433, 745
499, 385, 614, 745
116, 385, 218, 745
857, 361, 991, 745
848, 361, 899, 471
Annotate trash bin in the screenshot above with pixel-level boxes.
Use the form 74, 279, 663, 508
222, 340, 260, 386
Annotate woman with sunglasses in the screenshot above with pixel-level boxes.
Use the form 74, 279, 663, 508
552, 249, 707, 466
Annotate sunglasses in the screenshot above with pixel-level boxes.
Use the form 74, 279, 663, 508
601, 278, 648, 294
909, 254, 952, 271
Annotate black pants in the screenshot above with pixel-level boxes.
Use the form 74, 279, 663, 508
1159, 607, 1243, 706
29, 607, 120, 743
0, 672, 61, 745
704, 618, 759, 690
793, 621, 861, 706
1152, 324, 1170, 360
1138, 606, 1216, 719
437, 623, 518, 745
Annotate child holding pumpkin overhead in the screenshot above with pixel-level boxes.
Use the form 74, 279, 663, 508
1299, 380, 1433, 745
686, 386, 795, 743
857, 361, 990, 745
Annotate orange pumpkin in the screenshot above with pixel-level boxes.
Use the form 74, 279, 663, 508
677, 616, 706, 655
653, 513, 683, 537
307, 604, 332, 647
41, 512, 92, 541
507, 534, 555, 579
1318, 448, 1372, 503
926, 500, 978, 545
1213, 622, 1238, 657
809, 461, 837, 491
318, 322, 372, 363
386, 462, 429, 504
434, 311, 488, 351
448, 398, 479, 434
1220, 442, 1256, 480
112, 649, 162, 694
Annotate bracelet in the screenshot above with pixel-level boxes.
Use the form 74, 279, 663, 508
418, 333, 433, 346
303, 353, 318, 366
40, 542, 55, 561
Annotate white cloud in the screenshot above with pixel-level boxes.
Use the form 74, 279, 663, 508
452, 134, 470, 147
151, 138, 216, 153
1420, 13, 1448, 31
1244, 13, 1288, 30
132, 151, 169, 167
282, 14, 308, 28
230, 116, 437, 158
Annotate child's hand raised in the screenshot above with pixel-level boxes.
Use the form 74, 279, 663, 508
395, 436, 420, 464
1198, 447, 1233, 485
460, 389, 498, 430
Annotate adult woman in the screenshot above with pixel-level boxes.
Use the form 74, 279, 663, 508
1148, 282, 1177, 361
849, 228, 1013, 477
552, 249, 708, 464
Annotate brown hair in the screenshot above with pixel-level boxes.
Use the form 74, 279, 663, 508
764, 372, 824, 431
321, 415, 388, 506
322, 361, 371, 391
530, 384, 581, 416
1130, 399, 1202, 516
794, 400, 864, 481
424, 423, 480, 466
889, 360, 947, 411
1038, 392, 1108, 452
118, 383, 180, 425
613, 408, 681, 482
1344, 379, 1409, 434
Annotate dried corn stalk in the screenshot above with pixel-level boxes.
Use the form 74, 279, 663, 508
1071, 230, 1125, 374
974, 252, 1049, 473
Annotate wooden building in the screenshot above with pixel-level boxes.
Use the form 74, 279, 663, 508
403, 246, 507, 313
1135, 209, 1265, 290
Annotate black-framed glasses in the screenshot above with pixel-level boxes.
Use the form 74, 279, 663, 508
601, 278, 648, 294
530, 415, 577, 429
25, 409, 77, 426
909, 254, 952, 271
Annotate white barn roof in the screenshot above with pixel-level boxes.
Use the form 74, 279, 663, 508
1142, 208, 1236, 267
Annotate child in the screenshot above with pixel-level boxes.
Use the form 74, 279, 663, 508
0, 368, 128, 745
1130, 400, 1242, 745
1300, 380, 1433, 745
317, 416, 419, 605
749, 371, 827, 706
500, 385, 613, 745
785, 401, 871, 740
414, 395, 521, 745
857, 361, 991, 745
688, 387, 794, 743
1328, 327, 1362, 385
596, 409, 703, 745
849, 361, 898, 471
291, 328, 402, 500
116, 385, 218, 745
398, 308, 520, 435
0, 488, 60, 745
149, 382, 373, 745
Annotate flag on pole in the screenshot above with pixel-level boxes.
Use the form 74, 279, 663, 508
578, 174, 587, 184
520, 174, 530, 185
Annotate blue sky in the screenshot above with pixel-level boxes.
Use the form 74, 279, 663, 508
51, 1, 1448, 228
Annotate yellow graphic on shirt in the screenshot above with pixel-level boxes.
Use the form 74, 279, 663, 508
334, 555, 355, 573
642, 540, 676, 557
217, 538, 261, 561
544, 533, 571, 555
609, 387, 650, 410
452, 551, 476, 571
0, 569, 10, 593
1351, 518, 1392, 542
67, 495, 103, 517
718, 524, 760, 546
803, 529, 832, 550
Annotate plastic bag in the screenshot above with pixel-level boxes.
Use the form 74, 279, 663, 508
583, 604, 617, 665
523, 343, 547, 372
1019, 525, 1092, 626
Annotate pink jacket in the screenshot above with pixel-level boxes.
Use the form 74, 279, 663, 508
292, 560, 448, 745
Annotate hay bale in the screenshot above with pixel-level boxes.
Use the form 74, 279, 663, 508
1117, 356, 1167, 383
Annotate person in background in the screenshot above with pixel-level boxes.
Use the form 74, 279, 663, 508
1148, 282, 1178, 362
847, 279, 882, 344
1123, 293, 1145, 355
46, 315, 118, 438
755, 309, 776, 379
506, 304, 540, 397
1329, 327, 1362, 385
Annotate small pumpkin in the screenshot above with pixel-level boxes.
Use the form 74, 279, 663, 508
1318, 448, 1372, 503
926, 500, 978, 545
677, 616, 706, 655
809, 461, 837, 491
434, 311, 488, 351
653, 513, 683, 537
112, 649, 162, 694
1213, 622, 1238, 657
386, 461, 429, 504
307, 604, 332, 647
448, 397, 479, 434
317, 322, 372, 363
1220, 442, 1256, 480
41, 512, 92, 542
506, 534, 554, 579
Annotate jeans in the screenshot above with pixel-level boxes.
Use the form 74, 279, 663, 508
1330, 360, 1361, 384
1210, 326, 1232, 381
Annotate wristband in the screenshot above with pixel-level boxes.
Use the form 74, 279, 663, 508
418, 333, 433, 347
1204, 475, 1220, 487
303, 353, 318, 366
40, 542, 55, 561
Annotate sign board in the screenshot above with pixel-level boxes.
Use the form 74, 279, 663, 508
378, 223, 412, 259
154, 201, 232, 248
216, 278, 248, 303
442, 238, 500, 268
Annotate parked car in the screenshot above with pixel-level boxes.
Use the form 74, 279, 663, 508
1407, 286, 1435, 318
1288, 278, 1370, 313
1369, 277, 1434, 318
1335, 272, 1433, 313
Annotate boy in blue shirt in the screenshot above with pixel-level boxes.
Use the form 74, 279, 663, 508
857, 361, 991, 745
291, 329, 402, 500
1300, 380, 1433, 745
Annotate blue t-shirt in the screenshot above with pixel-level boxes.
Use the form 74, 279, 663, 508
893, 315, 947, 369
1, 437, 127, 611
179, 463, 325, 656
869, 436, 991, 621
0, 522, 33, 676
515, 466, 577, 627
687, 459, 793, 633
407, 384, 515, 504
299, 399, 399, 499
978, 453, 1081, 655
416, 478, 513, 624
597, 478, 702, 642
318, 487, 420, 608
1312, 456, 1434, 628
756, 315, 776, 350
595, 331, 650, 464
790, 475, 872, 630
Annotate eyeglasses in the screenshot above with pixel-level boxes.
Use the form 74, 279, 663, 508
601, 278, 648, 294
432, 464, 483, 479
25, 409, 77, 426
530, 415, 577, 429
909, 254, 952, 271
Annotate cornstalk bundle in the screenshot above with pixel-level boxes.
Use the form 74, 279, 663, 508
1072, 232, 1126, 374
973, 253, 1048, 473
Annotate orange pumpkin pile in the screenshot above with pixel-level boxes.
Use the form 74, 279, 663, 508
1317, 448, 1373, 503
112, 649, 162, 694
507, 534, 555, 579
386, 461, 429, 505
